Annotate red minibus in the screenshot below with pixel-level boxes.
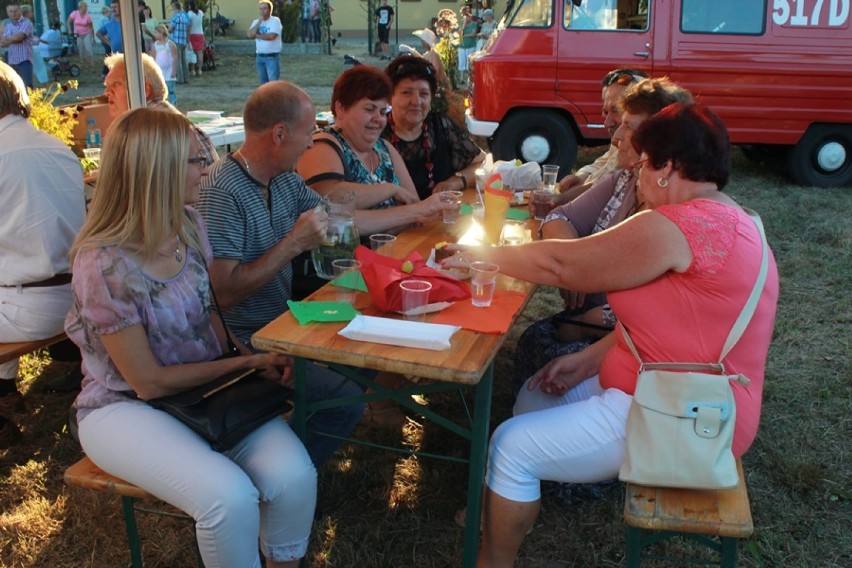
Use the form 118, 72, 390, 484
467, 0, 852, 187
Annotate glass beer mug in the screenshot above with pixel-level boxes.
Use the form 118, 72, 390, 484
311, 190, 360, 279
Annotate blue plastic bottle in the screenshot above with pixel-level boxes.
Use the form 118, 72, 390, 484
85, 118, 101, 148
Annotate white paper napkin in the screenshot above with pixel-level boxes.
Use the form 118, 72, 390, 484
338, 315, 460, 351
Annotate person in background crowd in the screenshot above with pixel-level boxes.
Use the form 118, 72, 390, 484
67, 1, 94, 71
457, 6, 477, 87
375, 0, 394, 60
136, 1, 155, 55
247, 0, 282, 85
411, 27, 447, 88
0, 3, 34, 88
0, 61, 86, 448
67, 107, 316, 568
168, 1, 189, 84
96, 2, 123, 56
197, 80, 365, 467
150, 24, 177, 104
187, 0, 205, 75
476, 8, 496, 51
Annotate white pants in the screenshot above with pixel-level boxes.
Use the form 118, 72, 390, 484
0, 284, 71, 380
486, 376, 631, 502
79, 401, 317, 566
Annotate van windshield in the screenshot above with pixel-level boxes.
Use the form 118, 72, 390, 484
507, 0, 553, 28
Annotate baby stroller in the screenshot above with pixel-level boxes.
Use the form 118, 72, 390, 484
47, 36, 80, 80
202, 41, 216, 71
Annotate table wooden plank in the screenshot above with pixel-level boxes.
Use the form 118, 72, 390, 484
252, 200, 538, 383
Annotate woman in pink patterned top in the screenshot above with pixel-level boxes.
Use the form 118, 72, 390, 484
444, 103, 780, 567
66, 108, 316, 568
66, 1, 94, 71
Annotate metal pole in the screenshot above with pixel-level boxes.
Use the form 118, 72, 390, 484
118, 0, 146, 110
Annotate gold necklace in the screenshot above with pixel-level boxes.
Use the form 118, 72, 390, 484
236, 150, 252, 177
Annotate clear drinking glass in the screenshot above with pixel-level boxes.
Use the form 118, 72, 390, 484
542, 164, 559, 192
311, 213, 360, 279
399, 279, 432, 320
469, 261, 499, 307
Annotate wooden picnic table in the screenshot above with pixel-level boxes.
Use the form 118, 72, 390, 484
252, 192, 538, 567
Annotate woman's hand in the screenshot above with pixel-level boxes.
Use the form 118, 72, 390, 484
386, 182, 420, 205
414, 192, 456, 224
528, 350, 600, 396
250, 353, 294, 388
559, 287, 586, 310
440, 243, 490, 269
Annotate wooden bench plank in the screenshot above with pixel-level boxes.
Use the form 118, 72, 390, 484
64, 456, 151, 501
0, 333, 68, 364
624, 460, 753, 538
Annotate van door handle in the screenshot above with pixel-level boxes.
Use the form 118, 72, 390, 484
634, 42, 651, 58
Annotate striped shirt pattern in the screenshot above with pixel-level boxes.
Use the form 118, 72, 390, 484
197, 156, 322, 344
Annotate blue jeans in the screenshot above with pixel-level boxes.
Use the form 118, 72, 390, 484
166, 79, 176, 105
255, 54, 280, 84
298, 362, 365, 466
11, 59, 33, 89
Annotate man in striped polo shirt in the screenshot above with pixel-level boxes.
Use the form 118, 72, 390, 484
197, 81, 364, 467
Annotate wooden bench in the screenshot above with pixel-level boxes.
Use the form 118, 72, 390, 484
623, 460, 753, 567
64, 456, 201, 568
0, 333, 68, 364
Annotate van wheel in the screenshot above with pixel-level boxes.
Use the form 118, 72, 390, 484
789, 125, 852, 188
491, 110, 577, 172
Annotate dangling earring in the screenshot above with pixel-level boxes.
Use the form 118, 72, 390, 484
657, 178, 669, 188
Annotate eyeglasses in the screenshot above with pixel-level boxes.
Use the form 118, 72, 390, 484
603, 69, 644, 87
631, 158, 649, 170
391, 59, 433, 80
188, 156, 212, 166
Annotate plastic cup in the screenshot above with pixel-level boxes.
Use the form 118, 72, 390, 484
469, 261, 499, 307
439, 189, 464, 224
542, 164, 559, 192
332, 259, 362, 303
399, 279, 432, 320
501, 219, 527, 246
530, 189, 555, 221
369, 233, 397, 256
83, 147, 101, 167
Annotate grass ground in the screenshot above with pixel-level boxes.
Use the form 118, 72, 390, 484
3, 40, 850, 568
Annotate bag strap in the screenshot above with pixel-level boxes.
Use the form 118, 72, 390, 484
200, 256, 239, 356
620, 208, 769, 372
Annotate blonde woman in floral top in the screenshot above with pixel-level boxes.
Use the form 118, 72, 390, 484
66, 108, 316, 568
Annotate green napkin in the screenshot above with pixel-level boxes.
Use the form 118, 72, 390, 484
286, 300, 359, 325
460, 203, 473, 215
331, 271, 368, 292
507, 208, 531, 221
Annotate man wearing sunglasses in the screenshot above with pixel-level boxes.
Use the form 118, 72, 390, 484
556, 67, 647, 202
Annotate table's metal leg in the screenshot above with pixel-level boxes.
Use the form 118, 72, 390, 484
462, 365, 494, 568
293, 358, 308, 441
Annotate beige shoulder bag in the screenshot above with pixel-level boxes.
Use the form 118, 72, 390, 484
618, 210, 768, 489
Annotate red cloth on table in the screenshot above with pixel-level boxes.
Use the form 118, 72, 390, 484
354, 245, 471, 313
432, 289, 526, 334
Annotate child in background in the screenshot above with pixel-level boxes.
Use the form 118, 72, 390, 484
150, 24, 177, 104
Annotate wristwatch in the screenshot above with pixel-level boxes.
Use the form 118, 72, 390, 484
454, 172, 467, 189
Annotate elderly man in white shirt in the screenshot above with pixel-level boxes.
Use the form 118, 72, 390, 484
0, 61, 86, 447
